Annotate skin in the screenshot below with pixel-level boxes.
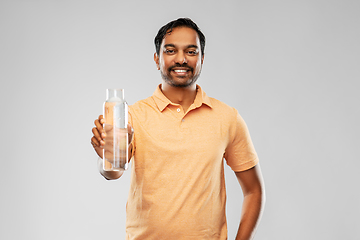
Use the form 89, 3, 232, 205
91, 116, 133, 180
154, 27, 204, 112
235, 165, 266, 240
91, 26, 265, 239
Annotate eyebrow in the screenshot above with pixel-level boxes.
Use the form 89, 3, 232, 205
187, 44, 199, 49
164, 44, 199, 49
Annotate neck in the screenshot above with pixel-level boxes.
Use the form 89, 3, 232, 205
161, 82, 197, 112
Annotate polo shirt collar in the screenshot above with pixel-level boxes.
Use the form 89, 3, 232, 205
152, 84, 213, 112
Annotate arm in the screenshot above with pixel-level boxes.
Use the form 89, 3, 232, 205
235, 164, 266, 240
91, 115, 134, 180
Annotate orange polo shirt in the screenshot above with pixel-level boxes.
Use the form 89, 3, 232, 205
126, 85, 258, 240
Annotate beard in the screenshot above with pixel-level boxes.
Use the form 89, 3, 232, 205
160, 63, 201, 88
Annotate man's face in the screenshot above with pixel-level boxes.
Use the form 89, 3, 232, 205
154, 27, 204, 88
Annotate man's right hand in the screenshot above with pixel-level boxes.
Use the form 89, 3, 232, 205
91, 114, 134, 160
91, 115, 105, 159
91, 114, 134, 180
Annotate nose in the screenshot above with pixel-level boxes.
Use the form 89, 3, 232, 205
174, 51, 187, 64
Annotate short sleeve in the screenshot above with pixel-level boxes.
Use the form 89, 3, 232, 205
224, 109, 259, 172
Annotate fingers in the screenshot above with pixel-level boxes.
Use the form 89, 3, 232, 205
91, 115, 106, 159
92, 126, 105, 146
93, 114, 106, 139
92, 127, 102, 143
91, 136, 104, 159
99, 114, 104, 122
127, 123, 134, 144
92, 115, 106, 149
127, 123, 133, 132
94, 117, 104, 134
91, 136, 99, 147
92, 116, 133, 155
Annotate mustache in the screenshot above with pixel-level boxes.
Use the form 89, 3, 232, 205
168, 64, 194, 72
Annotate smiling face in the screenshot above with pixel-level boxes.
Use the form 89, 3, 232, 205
154, 27, 204, 88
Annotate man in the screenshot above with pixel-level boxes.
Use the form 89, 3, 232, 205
91, 18, 265, 240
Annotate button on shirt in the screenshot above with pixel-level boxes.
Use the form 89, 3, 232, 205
126, 84, 259, 240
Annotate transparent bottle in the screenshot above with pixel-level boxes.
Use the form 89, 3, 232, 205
103, 89, 129, 171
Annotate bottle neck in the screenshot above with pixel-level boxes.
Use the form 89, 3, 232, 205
106, 89, 125, 101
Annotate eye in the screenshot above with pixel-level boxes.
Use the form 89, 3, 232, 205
187, 50, 198, 55
165, 49, 175, 54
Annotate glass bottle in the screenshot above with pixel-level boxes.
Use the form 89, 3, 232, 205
103, 89, 129, 171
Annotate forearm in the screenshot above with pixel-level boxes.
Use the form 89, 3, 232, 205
236, 190, 265, 240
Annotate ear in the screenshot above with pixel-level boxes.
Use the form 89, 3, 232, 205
201, 54, 204, 65
154, 53, 160, 70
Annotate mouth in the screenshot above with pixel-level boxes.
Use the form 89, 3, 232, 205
173, 69, 188, 73
170, 67, 192, 76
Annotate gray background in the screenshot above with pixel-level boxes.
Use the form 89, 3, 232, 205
1, 0, 359, 239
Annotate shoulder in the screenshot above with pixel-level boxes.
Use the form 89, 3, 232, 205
208, 97, 238, 117
129, 96, 156, 112
207, 97, 248, 132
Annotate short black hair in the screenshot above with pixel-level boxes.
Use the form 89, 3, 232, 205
154, 18, 205, 56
